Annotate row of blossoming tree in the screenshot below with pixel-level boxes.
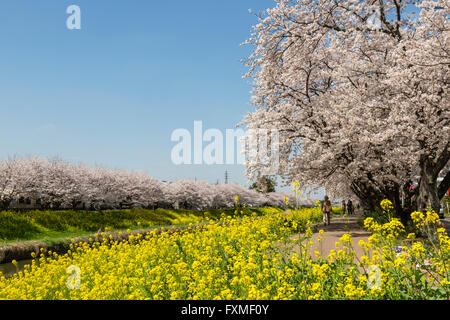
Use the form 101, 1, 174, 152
0, 157, 311, 211
242, 0, 449, 223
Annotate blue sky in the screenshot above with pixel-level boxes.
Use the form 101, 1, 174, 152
0, 0, 284, 187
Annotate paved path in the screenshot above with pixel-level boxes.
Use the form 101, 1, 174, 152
288, 211, 450, 265
290, 211, 371, 261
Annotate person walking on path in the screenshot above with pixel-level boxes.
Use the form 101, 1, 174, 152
347, 199, 353, 215
322, 196, 332, 226
341, 200, 346, 215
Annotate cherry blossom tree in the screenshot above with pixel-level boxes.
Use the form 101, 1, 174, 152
166, 179, 215, 210
0, 157, 24, 209
242, 0, 449, 219
0, 156, 303, 211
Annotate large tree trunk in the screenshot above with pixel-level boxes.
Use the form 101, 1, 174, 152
417, 159, 440, 213
401, 180, 416, 213
385, 184, 409, 225
350, 180, 384, 212
417, 146, 449, 213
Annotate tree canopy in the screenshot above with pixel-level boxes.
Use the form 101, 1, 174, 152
242, 0, 449, 220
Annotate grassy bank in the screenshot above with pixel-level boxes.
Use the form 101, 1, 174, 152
0, 207, 284, 246
1, 204, 447, 299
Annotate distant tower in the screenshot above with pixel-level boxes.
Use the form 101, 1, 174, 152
225, 170, 229, 184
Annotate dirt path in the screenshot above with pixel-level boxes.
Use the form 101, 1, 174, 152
290, 210, 371, 261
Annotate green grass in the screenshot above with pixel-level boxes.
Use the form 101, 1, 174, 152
0, 207, 284, 245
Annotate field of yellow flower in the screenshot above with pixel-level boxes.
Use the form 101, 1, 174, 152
0, 203, 448, 300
